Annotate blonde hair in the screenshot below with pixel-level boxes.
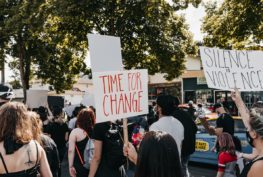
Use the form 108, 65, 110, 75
250, 107, 263, 139
0, 102, 32, 143
28, 111, 42, 144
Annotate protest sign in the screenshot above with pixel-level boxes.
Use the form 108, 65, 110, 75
93, 69, 148, 123
88, 34, 123, 73
26, 90, 48, 108
200, 47, 263, 91
81, 94, 95, 107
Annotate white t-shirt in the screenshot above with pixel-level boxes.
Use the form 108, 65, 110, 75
150, 116, 184, 156
68, 117, 77, 130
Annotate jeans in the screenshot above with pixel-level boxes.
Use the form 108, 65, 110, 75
181, 155, 190, 177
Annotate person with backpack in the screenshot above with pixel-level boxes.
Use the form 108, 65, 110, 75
88, 121, 127, 177
68, 108, 95, 177
172, 96, 197, 177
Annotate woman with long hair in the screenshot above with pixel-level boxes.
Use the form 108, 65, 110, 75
124, 131, 182, 177
216, 132, 237, 177
0, 102, 52, 177
68, 108, 95, 177
232, 89, 263, 177
29, 111, 60, 177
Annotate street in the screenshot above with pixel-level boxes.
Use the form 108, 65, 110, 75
61, 159, 217, 177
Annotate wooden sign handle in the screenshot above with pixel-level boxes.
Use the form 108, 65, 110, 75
123, 118, 129, 146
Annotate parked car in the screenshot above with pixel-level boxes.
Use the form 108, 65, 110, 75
190, 117, 253, 165
178, 103, 217, 119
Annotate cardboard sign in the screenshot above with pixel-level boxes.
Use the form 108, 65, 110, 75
200, 47, 263, 91
93, 69, 148, 123
26, 90, 48, 108
88, 34, 123, 73
81, 94, 95, 107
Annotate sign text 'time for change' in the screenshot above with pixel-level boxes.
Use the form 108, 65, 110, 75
93, 69, 148, 123
200, 47, 263, 91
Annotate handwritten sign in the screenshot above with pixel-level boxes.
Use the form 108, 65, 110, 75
26, 90, 48, 108
200, 47, 263, 91
93, 69, 148, 123
88, 34, 123, 73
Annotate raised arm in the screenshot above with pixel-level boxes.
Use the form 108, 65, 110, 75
231, 89, 250, 128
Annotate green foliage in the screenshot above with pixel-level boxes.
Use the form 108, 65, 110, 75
47, 0, 198, 80
202, 0, 263, 50
0, 0, 199, 97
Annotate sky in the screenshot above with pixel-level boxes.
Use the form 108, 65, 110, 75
178, 4, 206, 41
4, 3, 207, 82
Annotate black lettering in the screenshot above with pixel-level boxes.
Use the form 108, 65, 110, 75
206, 71, 217, 86
241, 72, 252, 89
250, 71, 258, 88
212, 49, 218, 67
257, 70, 263, 89
237, 51, 247, 69
232, 72, 238, 88
222, 50, 230, 69
218, 71, 226, 87
224, 72, 231, 88
204, 48, 214, 67
229, 50, 239, 68
246, 51, 254, 69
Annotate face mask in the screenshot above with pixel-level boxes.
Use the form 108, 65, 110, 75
246, 131, 255, 147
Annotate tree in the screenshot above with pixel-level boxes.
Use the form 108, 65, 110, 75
202, 0, 262, 50
0, 0, 88, 99
0, 0, 199, 99
45, 0, 199, 80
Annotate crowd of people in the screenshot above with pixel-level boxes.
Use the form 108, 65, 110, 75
0, 84, 262, 177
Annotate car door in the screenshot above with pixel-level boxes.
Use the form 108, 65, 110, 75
190, 120, 218, 165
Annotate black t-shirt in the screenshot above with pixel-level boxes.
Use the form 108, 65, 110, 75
173, 108, 197, 156
50, 122, 69, 148
92, 122, 126, 177
92, 122, 111, 161
216, 113, 234, 135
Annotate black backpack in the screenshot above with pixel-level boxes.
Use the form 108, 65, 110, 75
104, 124, 126, 168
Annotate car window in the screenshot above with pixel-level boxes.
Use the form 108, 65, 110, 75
234, 119, 246, 132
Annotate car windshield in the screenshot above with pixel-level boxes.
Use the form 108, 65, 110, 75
197, 119, 246, 133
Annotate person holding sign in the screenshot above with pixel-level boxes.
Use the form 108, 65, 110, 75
88, 121, 126, 177
231, 89, 263, 177
123, 131, 182, 177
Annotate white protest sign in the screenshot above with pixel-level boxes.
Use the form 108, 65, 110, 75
88, 34, 123, 73
26, 90, 48, 108
200, 47, 263, 91
81, 94, 95, 107
93, 69, 148, 123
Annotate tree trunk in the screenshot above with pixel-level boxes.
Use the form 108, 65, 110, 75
18, 35, 27, 102
1, 62, 4, 84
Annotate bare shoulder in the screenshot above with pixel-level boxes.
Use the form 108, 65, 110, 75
248, 160, 263, 177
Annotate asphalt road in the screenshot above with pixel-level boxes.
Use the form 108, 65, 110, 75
61, 159, 217, 177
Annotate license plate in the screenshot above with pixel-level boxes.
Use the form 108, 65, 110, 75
195, 140, 209, 151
